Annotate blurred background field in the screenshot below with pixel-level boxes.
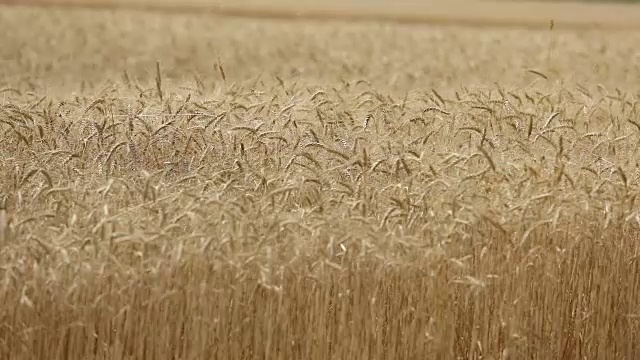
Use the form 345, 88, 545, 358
5, 0, 640, 30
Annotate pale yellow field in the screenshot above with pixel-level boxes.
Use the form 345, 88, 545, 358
1, 1, 640, 359
9, 0, 640, 29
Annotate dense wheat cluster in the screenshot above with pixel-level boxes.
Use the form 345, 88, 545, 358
1, 3, 640, 359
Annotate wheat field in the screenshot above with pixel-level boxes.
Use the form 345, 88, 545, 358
1, 1, 640, 359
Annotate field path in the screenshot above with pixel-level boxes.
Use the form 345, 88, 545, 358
3, 0, 640, 30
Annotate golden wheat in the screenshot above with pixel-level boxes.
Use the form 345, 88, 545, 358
1, 3, 640, 360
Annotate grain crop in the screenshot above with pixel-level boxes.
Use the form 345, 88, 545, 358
1, 2, 640, 359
